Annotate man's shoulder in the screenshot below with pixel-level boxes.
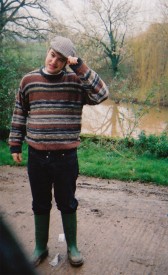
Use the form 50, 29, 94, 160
21, 68, 42, 85
23, 68, 41, 78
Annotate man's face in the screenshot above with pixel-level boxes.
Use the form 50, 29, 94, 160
45, 49, 67, 74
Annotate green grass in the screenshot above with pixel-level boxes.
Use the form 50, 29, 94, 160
0, 141, 28, 166
78, 143, 168, 185
1, 139, 168, 186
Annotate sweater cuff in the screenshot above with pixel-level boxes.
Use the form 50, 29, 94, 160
69, 58, 83, 71
10, 146, 22, 154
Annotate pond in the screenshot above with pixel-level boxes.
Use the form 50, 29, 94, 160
81, 99, 168, 138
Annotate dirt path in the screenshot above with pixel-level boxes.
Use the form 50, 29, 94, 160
0, 166, 168, 275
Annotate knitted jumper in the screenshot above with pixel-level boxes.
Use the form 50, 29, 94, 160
9, 59, 109, 152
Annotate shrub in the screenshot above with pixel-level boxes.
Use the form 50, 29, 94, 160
135, 131, 168, 158
0, 42, 45, 140
0, 50, 26, 138
155, 133, 168, 158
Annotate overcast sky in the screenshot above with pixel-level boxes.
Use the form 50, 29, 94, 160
48, 0, 163, 32
133, 0, 162, 22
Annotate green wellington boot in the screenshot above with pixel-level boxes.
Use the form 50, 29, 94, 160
31, 214, 50, 267
61, 212, 84, 267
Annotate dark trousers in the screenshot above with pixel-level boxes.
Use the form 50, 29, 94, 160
27, 146, 79, 215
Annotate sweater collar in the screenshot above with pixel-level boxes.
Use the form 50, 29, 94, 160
40, 67, 65, 80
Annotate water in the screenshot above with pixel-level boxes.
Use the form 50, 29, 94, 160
81, 99, 168, 138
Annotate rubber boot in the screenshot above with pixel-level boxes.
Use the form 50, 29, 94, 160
61, 212, 84, 267
31, 214, 50, 267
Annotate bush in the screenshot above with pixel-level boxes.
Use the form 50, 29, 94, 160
0, 49, 26, 136
155, 134, 168, 158
80, 133, 168, 159
0, 127, 10, 140
135, 131, 168, 158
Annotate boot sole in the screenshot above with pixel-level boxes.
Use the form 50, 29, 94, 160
69, 258, 84, 267
68, 253, 84, 267
32, 250, 48, 267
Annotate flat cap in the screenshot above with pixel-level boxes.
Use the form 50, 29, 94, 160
50, 36, 76, 58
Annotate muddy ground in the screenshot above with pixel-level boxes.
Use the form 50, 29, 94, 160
0, 166, 168, 275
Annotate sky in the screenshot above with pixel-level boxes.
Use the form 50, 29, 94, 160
48, 0, 163, 31
132, 0, 162, 24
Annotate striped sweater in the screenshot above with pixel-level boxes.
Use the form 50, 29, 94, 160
9, 59, 109, 152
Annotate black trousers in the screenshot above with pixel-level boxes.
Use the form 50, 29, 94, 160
27, 146, 79, 215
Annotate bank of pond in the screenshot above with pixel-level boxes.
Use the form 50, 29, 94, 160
0, 132, 168, 186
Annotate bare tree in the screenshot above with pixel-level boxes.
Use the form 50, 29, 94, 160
0, 0, 53, 42
60, 0, 136, 76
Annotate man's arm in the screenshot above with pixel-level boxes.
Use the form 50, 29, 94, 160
67, 56, 109, 105
9, 82, 27, 162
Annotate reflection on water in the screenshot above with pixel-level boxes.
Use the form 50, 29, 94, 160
81, 99, 168, 138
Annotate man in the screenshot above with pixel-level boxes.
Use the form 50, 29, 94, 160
9, 36, 109, 267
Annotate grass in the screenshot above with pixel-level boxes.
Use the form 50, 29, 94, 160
0, 141, 28, 166
78, 142, 168, 185
1, 137, 168, 186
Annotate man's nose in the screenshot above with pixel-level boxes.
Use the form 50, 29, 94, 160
51, 57, 58, 64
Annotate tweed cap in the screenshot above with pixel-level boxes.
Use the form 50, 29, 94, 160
50, 36, 76, 58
